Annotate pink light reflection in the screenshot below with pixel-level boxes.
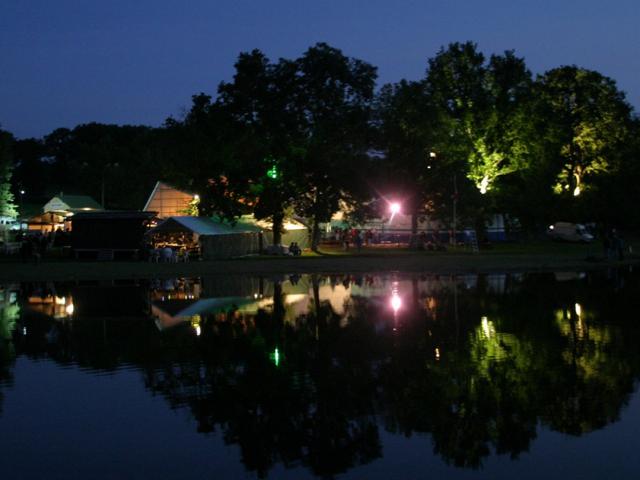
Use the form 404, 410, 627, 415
390, 294, 402, 314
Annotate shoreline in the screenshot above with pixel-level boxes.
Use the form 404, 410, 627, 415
0, 251, 637, 282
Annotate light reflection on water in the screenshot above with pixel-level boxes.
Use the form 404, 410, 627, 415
1, 269, 640, 479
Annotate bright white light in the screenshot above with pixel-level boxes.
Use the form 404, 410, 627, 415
65, 303, 74, 316
429, 152, 437, 158
389, 202, 401, 215
574, 303, 582, 317
195, 325, 201, 336
390, 294, 402, 314
573, 186, 581, 197
481, 316, 495, 339
193, 194, 200, 201
479, 176, 489, 195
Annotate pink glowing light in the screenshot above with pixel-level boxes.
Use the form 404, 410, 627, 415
390, 294, 402, 314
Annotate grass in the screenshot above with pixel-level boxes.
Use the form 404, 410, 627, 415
300, 239, 617, 258
1, 238, 637, 282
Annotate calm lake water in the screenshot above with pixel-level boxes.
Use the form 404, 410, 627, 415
1, 269, 640, 479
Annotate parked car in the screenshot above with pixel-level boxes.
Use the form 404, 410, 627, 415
0, 216, 20, 230
547, 222, 594, 243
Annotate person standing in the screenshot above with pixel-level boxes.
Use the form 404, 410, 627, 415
355, 230, 363, 252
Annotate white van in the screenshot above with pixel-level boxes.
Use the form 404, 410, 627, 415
547, 222, 594, 243
0, 217, 20, 230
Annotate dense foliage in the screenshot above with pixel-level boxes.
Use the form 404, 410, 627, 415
5, 42, 639, 234
0, 129, 17, 219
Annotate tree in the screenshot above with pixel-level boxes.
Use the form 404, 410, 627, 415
535, 66, 632, 198
470, 51, 534, 193
375, 80, 436, 242
42, 123, 164, 210
0, 129, 17, 219
215, 50, 304, 245
161, 94, 240, 217
291, 43, 377, 250
175, 45, 376, 249
11, 138, 47, 201
426, 44, 535, 192
422, 43, 539, 236
423, 42, 492, 235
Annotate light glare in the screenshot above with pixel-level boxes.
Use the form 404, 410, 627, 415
390, 294, 402, 313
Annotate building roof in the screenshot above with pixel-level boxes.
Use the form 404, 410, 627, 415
44, 195, 103, 212
60, 195, 103, 210
151, 216, 255, 236
143, 181, 195, 217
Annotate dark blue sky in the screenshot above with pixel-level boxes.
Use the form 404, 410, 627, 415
1, 0, 638, 138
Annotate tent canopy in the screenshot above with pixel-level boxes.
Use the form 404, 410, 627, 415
214, 214, 307, 233
150, 216, 255, 236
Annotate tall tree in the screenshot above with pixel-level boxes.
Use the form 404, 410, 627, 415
424, 43, 537, 235
426, 43, 534, 193
0, 129, 17, 219
43, 123, 164, 209
375, 79, 436, 242
471, 51, 534, 193
11, 138, 47, 201
215, 50, 304, 245
535, 66, 632, 198
291, 43, 377, 250
423, 42, 491, 235
295, 43, 376, 249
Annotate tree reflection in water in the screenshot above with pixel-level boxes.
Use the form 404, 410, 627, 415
3, 269, 640, 477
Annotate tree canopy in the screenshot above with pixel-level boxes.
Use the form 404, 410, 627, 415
3, 41, 639, 234
0, 129, 17, 219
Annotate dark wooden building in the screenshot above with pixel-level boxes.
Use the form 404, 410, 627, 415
71, 211, 155, 260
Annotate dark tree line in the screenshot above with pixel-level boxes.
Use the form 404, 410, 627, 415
2, 41, 639, 237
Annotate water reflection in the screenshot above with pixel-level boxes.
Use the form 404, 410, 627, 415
1, 269, 640, 478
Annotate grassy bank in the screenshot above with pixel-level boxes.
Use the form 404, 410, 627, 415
0, 240, 637, 282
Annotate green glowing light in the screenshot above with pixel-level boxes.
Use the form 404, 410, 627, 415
267, 165, 279, 180
270, 347, 280, 367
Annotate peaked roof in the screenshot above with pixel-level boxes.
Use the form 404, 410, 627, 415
143, 181, 195, 212
151, 216, 256, 236
46, 195, 103, 211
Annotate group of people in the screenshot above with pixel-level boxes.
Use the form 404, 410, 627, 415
19, 235, 47, 263
18, 229, 71, 263
288, 242, 302, 256
333, 228, 368, 251
143, 245, 191, 263
417, 231, 447, 251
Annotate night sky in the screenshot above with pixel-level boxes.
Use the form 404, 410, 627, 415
1, 0, 638, 139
